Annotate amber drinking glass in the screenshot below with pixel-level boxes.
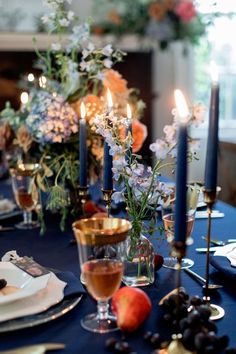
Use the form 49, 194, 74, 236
10, 164, 40, 229
73, 217, 131, 333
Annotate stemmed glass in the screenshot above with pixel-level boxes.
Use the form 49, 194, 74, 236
161, 184, 200, 269
73, 217, 131, 333
10, 163, 40, 229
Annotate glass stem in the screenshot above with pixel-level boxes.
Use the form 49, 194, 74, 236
23, 211, 32, 225
97, 300, 109, 320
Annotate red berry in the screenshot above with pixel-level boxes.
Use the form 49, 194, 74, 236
154, 254, 164, 271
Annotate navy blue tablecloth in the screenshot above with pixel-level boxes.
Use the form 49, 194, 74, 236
0, 181, 236, 353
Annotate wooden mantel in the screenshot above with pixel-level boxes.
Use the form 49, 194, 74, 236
0, 32, 153, 52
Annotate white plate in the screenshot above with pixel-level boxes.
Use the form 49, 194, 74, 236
0, 272, 66, 322
0, 262, 50, 305
0, 199, 15, 215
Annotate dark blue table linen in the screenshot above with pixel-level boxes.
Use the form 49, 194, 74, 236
0, 180, 236, 353
56, 271, 86, 297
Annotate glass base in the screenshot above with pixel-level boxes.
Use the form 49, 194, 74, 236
163, 257, 194, 270
81, 312, 119, 333
15, 220, 40, 230
209, 304, 225, 321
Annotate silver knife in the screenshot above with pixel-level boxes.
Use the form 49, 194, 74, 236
195, 247, 219, 253
0, 343, 65, 354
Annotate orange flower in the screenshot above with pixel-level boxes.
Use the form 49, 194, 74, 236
102, 69, 129, 96
148, 2, 167, 21
120, 119, 148, 153
72, 95, 104, 124
132, 119, 148, 153
108, 10, 122, 25
164, 0, 175, 11
0, 122, 13, 150
15, 125, 33, 153
92, 25, 105, 35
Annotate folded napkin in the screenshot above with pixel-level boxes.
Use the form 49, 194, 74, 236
210, 243, 236, 279
213, 242, 236, 266
1, 250, 86, 297
195, 210, 225, 219
210, 256, 236, 279
55, 271, 86, 297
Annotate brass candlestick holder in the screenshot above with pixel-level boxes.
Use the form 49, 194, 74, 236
77, 185, 89, 215
203, 187, 224, 320
102, 189, 114, 217
171, 241, 186, 296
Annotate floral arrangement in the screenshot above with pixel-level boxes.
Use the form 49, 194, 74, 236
92, 0, 206, 49
94, 101, 205, 241
0, 0, 147, 230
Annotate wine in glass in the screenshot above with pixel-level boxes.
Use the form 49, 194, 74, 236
10, 163, 40, 229
73, 217, 131, 333
161, 184, 199, 269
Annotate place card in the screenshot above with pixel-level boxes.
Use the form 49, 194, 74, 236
11, 256, 50, 278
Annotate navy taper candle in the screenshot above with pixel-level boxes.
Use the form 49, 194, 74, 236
79, 103, 87, 187
103, 141, 113, 190
204, 67, 219, 191
174, 123, 188, 243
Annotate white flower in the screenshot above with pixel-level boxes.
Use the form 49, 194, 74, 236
96, 71, 105, 81
189, 138, 201, 153
103, 58, 113, 68
150, 139, 170, 160
112, 191, 125, 204
163, 124, 176, 143
51, 42, 62, 51
41, 15, 50, 23
102, 44, 113, 56
59, 18, 70, 27
192, 103, 206, 125
67, 10, 74, 21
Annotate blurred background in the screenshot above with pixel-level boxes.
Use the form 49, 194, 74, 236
0, 0, 236, 205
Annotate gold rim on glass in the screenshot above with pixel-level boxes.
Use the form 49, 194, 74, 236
72, 217, 131, 246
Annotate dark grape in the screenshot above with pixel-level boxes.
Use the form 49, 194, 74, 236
197, 304, 211, 321
150, 333, 161, 348
216, 334, 229, 351
105, 337, 118, 351
143, 331, 153, 342
194, 332, 209, 350
182, 328, 195, 350
0, 278, 7, 290
225, 348, 236, 354
204, 345, 215, 354
163, 313, 172, 322
190, 295, 203, 306
114, 341, 132, 353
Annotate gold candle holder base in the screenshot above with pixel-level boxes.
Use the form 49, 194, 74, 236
203, 187, 224, 321
171, 241, 186, 307
102, 189, 114, 217
76, 186, 89, 215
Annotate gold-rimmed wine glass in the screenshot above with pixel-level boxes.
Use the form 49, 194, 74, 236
161, 184, 200, 269
73, 217, 131, 333
10, 163, 40, 230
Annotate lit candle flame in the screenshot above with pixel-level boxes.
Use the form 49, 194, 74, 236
210, 61, 219, 83
80, 102, 86, 119
39, 75, 47, 88
20, 91, 29, 105
27, 73, 34, 82
107, 88, 113, 109
127, 103, 132, 120
174, 89, 189, 123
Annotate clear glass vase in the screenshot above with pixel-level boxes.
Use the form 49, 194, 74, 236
120, 233, 155, 287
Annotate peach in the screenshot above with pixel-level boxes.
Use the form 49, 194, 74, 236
111, 286, 152, 332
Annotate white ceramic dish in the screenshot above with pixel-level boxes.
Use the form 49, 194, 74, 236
0, 199, 15, 215
0, 262, 50, 305
0, 272, 66, 322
